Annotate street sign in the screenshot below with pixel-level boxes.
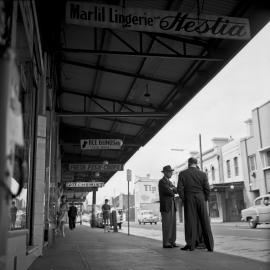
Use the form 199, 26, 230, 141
69, 163, 123, 172
80, 139, 123, 150
127, 169, 132, 182
65, 182, 104, 188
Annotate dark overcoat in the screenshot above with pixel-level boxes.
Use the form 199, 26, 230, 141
177, 167, 214, 251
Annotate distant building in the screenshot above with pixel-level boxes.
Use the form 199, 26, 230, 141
240, 100, 270, 207
111, 193, 135, 221
134, 174, 160, 221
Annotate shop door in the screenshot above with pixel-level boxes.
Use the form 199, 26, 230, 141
225, 190, 244, 222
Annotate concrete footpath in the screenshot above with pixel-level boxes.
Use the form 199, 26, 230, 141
120, 222, 270, 262
28, 225, 269, 270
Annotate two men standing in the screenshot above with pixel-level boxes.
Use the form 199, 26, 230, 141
158, 158, 214, 251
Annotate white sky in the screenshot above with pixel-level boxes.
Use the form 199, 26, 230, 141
88, 22, 270, 205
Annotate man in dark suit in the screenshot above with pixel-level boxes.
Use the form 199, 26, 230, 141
68, 203, 78, 230
177, 157, 214, 252
158, 165, 178, 248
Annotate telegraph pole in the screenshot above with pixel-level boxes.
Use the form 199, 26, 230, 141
127, 169, 132, 236
199, 134, 203, 170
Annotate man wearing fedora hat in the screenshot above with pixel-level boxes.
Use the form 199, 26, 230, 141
158, 165, 178, 248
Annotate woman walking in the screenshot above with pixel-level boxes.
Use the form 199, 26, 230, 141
58, 195, 69, 237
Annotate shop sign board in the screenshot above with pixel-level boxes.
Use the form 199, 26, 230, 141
66, 1, 250, 40
69, 163, 123, 172
80, 138, 123, 150
65, 182, 104, 188
62, 171, 75, 182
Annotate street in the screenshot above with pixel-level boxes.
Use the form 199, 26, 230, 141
120, 222, 270, 262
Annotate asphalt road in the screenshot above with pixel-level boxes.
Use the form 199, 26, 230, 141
120, 222, 270, 262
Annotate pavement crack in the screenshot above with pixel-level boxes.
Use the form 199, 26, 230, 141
75, 244, 92, 270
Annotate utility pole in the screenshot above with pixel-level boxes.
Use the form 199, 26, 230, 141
199, 134, 203, 170
127, 169, 132, 236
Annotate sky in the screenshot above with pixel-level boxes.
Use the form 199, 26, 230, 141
88, 22, 270, 205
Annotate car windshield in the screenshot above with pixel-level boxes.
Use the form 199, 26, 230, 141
255, 198, 262, 206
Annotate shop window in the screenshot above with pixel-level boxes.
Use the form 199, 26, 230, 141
211, 166, 215, 182
209, 194, 219, 218
267, 151, 270, 167
226, 160, 231, 178
205, 168, 208, 178
248, 155, 257, 171
8, 63, 36, 232
234, 157, 239, 176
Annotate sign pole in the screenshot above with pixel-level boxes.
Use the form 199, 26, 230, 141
199, 134, 210, 216
127, 169, 131, 236
128, 178, 130, 236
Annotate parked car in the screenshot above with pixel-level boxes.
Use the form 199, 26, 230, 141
241, 194, 270, 228
138, 210, 158, 225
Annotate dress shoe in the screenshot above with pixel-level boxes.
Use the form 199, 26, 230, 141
180, 245, 194, 251
171, 243, 179, 248
163, 244, 173, 248
207, 249, 213, 252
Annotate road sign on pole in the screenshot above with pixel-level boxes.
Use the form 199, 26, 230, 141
127, 169, 132, 182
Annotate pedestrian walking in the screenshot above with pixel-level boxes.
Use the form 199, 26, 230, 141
102, 199, 111, 226
177, 157, 214, 252
10, 201, 18, 230
158, 165, 179, 248
58, 195, 69, 237
68, 202, 78, 230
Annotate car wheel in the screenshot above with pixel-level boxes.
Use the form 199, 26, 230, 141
139, 221, 141, 225
155, 222, 157, 225
248, 218, 257, 228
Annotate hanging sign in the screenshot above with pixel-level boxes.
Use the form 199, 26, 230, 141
65, 182, 104, 188
69, 163, 124, 172
66, 1, 250, 40
80, 139, 123, 150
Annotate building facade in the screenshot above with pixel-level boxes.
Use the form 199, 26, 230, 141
173, 138, 245, 222
111, 193, 135, 221
240, 100, 270, 207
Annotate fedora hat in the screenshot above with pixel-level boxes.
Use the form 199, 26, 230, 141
161, 165, 174, 173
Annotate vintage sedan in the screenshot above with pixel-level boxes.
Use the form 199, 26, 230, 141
241, 194, 270, 228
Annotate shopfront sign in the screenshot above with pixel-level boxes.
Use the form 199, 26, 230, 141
80, 138, 123, 150
66, 1, 250, 40
65, 182, 104, 188
69, 163, 124, 172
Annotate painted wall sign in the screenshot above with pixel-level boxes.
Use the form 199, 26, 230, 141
80, 139, 123, 150
69, 163, 124, 172
65, 182, 104, 188
66, 1, 250, 40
